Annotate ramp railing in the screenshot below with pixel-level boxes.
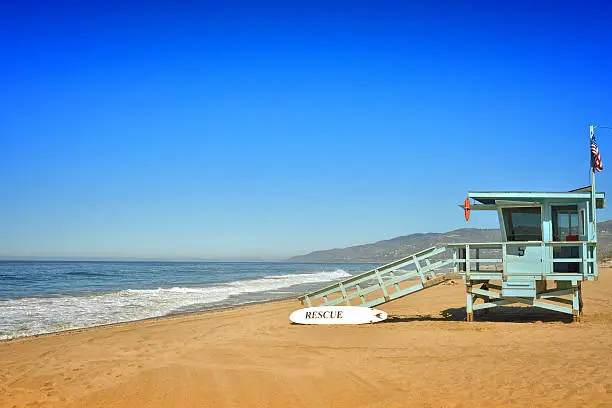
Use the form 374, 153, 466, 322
298, 247, 453, 308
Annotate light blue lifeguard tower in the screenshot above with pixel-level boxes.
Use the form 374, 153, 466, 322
450, 187, 603, 321
299, 127, 605, 322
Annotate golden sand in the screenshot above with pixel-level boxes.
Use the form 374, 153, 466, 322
2, 269, 612, 407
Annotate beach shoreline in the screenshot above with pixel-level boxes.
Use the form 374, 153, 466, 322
0, 295, 295, 344
0, 261, 366, 340
2, 270, 612, 408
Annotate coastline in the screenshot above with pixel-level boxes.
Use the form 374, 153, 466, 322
2, 269, 612, 407
0, 262, 360, 340
0, 294, 295, 344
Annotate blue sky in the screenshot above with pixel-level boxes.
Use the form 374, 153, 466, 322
1, 1, 611, 260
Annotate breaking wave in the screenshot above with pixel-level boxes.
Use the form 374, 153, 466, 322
0, 269, 350, 340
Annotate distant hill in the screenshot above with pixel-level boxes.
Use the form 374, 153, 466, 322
290, 221, 612, 262
596, 220, 612, 259
288, 228, 501, 262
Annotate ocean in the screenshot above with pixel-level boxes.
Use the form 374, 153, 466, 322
0, 261, 377, 340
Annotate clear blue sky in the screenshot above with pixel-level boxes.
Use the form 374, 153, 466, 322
1, 1, 611, 260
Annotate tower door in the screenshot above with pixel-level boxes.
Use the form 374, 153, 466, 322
551, 205, 581, 273
501, 206, 543, 275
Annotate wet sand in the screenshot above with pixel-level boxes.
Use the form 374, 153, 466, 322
2, 269, 612, 407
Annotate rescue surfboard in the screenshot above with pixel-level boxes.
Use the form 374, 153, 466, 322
289, 306, 388, 325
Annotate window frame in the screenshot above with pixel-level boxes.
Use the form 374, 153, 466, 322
551, 204, 581, 241
499, 205, 543, 242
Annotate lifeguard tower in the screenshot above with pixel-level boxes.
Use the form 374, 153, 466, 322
451, 187, 603, 321
299, 127, 605, 322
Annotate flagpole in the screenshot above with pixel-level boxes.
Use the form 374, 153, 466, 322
590, 125, 597, 241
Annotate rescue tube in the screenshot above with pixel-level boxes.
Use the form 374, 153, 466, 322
464, 197, 471, 221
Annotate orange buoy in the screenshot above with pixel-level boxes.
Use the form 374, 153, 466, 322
464, 197, 471, 221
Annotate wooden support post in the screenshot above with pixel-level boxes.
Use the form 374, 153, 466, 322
466, 280, 474, 322
502, 243, 507, 274
582, 242, 587, 276
540, 241, 547, 277
572, 281, 581, 322
592, 242, 597, 272
578, 281, 584, 314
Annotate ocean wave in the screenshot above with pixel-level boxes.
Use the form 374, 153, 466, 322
0, 269, 350, 340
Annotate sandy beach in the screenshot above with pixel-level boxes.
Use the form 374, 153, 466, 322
2, 269, 612, 408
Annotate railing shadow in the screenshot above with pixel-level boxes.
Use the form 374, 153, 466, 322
384, 306, 574, 324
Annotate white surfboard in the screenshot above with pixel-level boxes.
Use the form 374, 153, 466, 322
289, 306, 388, 325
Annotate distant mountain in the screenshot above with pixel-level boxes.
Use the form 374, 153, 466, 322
288, 228, 501, 262
290, 221, 612, 262
596, 220, 612, 259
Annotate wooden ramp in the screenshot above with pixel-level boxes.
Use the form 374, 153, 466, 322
298, 247, 453, 308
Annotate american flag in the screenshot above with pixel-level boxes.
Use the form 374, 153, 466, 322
591, 133, 603, 172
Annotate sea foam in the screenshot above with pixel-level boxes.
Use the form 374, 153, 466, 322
0, 269, 350, 340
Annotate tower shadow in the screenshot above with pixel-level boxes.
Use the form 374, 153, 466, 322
383, 306, 574, 324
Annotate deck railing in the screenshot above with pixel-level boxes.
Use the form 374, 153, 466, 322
448, 241, 598, 280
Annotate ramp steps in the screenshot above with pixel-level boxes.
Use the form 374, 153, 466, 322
298, 246, 452, 308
